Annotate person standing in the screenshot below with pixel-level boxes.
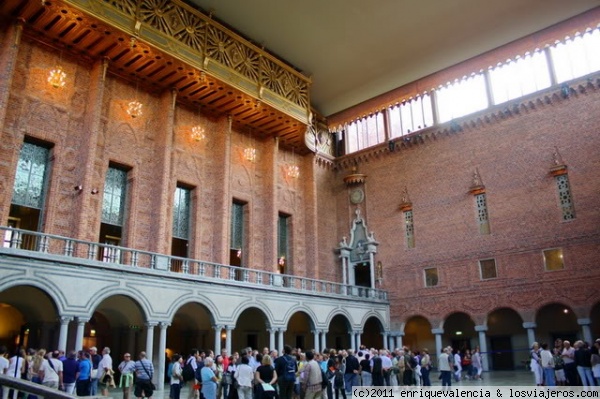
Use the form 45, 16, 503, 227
300, 351, 322, 399
40, 350, 63, 390
89, 347, 102, 395
234, 356, 253, 399
574, 341, 595, 387
98, 347, 114, 396
420, 349, 432, 386
76, 352, 93, 396
170, 354, 184, 399
274, 345, 296, 399
134, 351, 155, 399
530, 343, 543, 386
343, 350, 359, 395
561, 341, 576, 385
0, 346, 9, 399
438, 348, 451, 388
119, 353, 136, 399
62, 351, 78, 394
540, 343, 556, 387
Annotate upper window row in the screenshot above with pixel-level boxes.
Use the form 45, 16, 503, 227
341, 26, 600, 154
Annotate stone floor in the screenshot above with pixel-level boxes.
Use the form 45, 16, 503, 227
104, 371, 538, 399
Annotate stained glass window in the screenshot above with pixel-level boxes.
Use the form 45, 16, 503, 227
173, 186, 191, 239
12, 142, 50, 209
404, 210, 415, 248
231, 201, 244, 250
475, 193, 490, 234
102, 167, 128, 226
278, 213, 290, 272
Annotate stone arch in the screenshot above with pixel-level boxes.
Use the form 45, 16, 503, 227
442, 311, 476, 351
326, 312, 353, 350
535, 302, 579, 344
486, 307, 526, 370
168, 300, 216, 356
232, 307, 271, 353
281, 305, 319, 328
231, 301, 275, 328
285, 310, 316, 350
165, 293, 220, 324
403, 315, 434, 352
361, 315, 385, 349
0, 284, 61, 353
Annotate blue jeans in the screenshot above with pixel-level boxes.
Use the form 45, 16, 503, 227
576, 366, 595, 387
544, 368, 556, 386
90, 378, 99, 396
344, 373, 358, 394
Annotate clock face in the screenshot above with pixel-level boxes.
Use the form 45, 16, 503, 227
350, 188, 365, 204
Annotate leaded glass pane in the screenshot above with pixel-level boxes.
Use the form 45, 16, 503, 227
12, 142, 50, 209
102, 167, 127, 226
231, 202, 244, 249
424, 268, 438, 287
173, 187, 191, 239
555, 175, 575, 220
404, 210, 415, 248
278, 214, 288, 258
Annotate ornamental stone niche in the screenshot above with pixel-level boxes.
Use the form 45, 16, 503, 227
337, 208, 379, 295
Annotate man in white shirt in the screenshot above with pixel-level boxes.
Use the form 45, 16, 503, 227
0, 345, 9, 399
41, 350, 64, 390
380, 350, 393, 386
99, 347, 114, 396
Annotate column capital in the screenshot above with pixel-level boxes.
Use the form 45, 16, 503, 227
311, 330, 318, 335
431, 328, 444, 335
474, 325, 488, 332
577, 318, 591, 326
267, 328, 277, 334
159, 322, 171, 329
277, 328, 287, 333
224, 325, 235, 331
212, 325, 224, 331
145, 321, 159, 328
76, 317, 90, 324
319, 329, 328, 334
522, 322, 537, 329
58, 316, 73, 324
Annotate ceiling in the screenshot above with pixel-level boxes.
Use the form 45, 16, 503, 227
186, 0, 600, 117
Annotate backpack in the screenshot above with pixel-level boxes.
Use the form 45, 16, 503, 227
182, 359, 195, 382
283, 355, 296, 382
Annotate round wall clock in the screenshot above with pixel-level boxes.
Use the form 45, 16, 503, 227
350, 188, 365, 204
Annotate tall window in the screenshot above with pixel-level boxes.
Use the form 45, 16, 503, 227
436, 73, 488, 123
551, 28, 600, 84
10, 140, 52, 237
555, 174, 575, 221
100, 165, 129, 262
404, 210, 415, 248
230, 200, 247, 273
277, 213, 290, 274
388, 94, 434, 138
346, 112, 385, 153
475, 193, 491, 234
171, 185, 192, 271
489, 51, 551, 105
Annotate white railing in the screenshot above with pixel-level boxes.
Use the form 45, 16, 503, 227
0, 226, 387, 301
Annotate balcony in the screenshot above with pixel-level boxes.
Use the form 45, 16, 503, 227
0, 226, 388, 302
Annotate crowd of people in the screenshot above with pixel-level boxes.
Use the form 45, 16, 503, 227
529, 338, 600, 387
2, 339, 599, 399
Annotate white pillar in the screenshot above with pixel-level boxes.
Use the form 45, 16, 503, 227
397, 332, 404, 349
432, 328, 443, 357
268, 329, 276, 352
145, 322, 157, 362
388, 334, 396, 351
522, 322, 536, 348
75, 317, 89, 352
277, 328, 285, 353
225, 326, 233, 355
213, 325, 223, 355
369, 253, 376, 290
58, 316, 72, 352
349, 331, 355, 349
356, 331, 362, 350
157, 322, 169, 391
578, 319, 592, 344
381, 331, 389, 350
475, 325, 489, 371
312, 330, 320, 353
320, 330, 327, 352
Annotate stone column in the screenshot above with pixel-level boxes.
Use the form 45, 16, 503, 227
388, 334, 396, 350
432, 328, 444, 357
320, 330, 327, 352
58, 316, 72, 353
213, 325, 223, 355
225, 326, 234, 355
577, 319, 592, 344
312, 330, 320, 353
157, 322, 170, 391
75, 317, 89, 352
349, 331, 355, 349
277, 329, 286, 353
145, 322, 158, 362
268, 329, 276, 352
397, 332, 405, 349
474, 325, 489, 371
522, 322, 536, 348
355, 331, 362, 350
381, 331, 389, 350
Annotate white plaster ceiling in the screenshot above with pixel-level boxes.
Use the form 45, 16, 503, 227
186, 0, 600, 116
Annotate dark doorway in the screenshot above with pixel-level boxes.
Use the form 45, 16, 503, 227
490, 336, 514, 370
354, 263, 371, 287
452, 338, 471, 352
